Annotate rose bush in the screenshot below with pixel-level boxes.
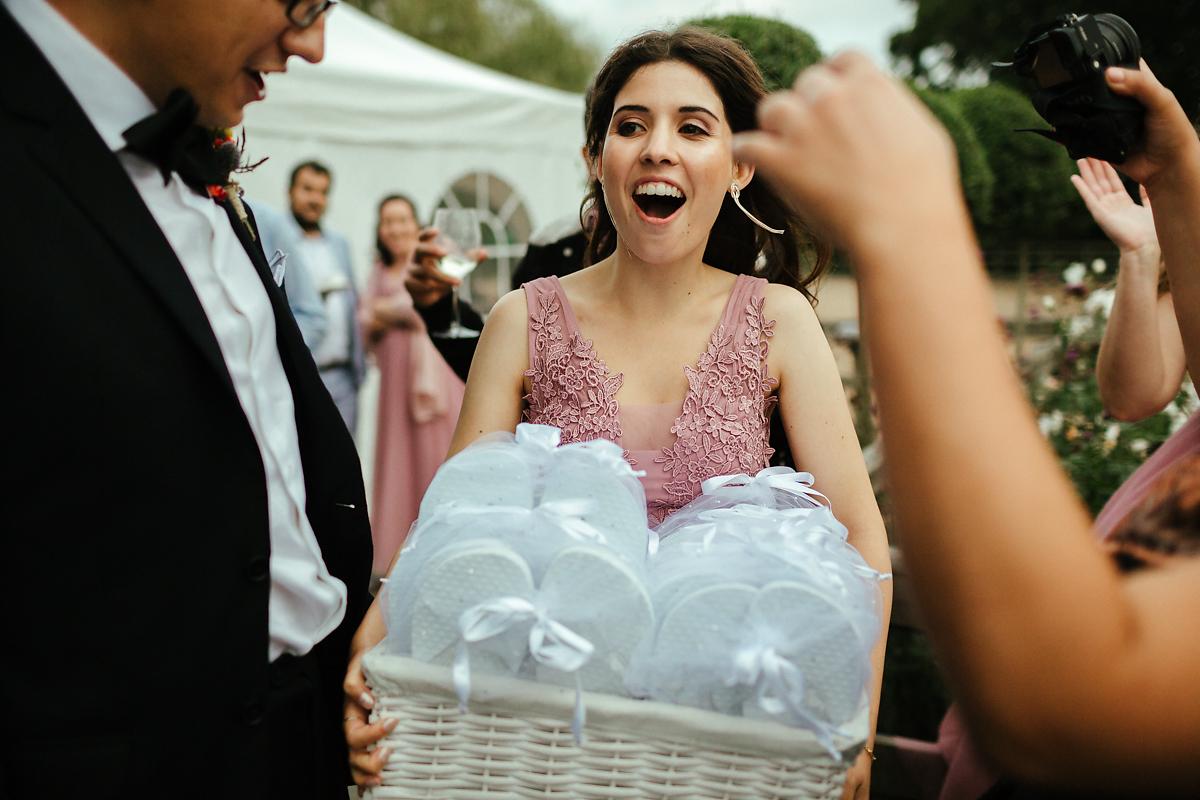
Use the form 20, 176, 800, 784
1027, 261, 1196, 513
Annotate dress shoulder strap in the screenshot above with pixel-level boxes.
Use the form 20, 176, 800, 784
522, 276, 575, 375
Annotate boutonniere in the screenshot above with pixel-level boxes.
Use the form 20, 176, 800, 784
206, 128, 263, 241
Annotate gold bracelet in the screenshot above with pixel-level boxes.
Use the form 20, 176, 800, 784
863, 745, 876, 762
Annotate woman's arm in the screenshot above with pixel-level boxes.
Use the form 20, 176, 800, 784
343, 288, 530, 789
765, 284, 892, 800
1110, 63, 1200, 388
446, 288, 530, 457
1071, 158, 1185, 418
734, 53, 1200, 793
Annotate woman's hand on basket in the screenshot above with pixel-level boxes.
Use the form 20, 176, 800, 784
344, 603, 393, 790
840, 749, 871, 800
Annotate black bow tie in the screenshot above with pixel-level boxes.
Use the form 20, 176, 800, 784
122, 89, 236, 194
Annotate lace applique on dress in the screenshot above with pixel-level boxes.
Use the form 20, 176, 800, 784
649, 294, 777, 525
523, 275, 777, 527
522, 287, 626, 452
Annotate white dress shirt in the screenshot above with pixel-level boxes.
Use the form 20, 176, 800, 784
7, 0, 347, 661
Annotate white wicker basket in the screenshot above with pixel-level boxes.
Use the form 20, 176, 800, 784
363, 652, 863, 799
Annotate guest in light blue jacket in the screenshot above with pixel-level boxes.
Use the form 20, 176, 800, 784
251, 202, 327, 350
253, 160, 367, 436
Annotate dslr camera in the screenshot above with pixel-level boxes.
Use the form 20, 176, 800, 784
1003, 13, 1144, 163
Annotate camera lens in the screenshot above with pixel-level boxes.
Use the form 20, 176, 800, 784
1092, 13, 1141, 69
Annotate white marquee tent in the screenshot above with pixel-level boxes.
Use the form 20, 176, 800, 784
238, 4, 587, 297
237, 6, 587, 489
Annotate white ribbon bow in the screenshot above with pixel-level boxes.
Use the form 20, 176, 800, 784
701, 466, 830, 508
453, 596, 595, 742
730, 643, 843, 758
478, 499, 608, 547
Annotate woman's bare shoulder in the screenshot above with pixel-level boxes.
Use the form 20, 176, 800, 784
486, 287, 530, 329
761, 281, 821, 335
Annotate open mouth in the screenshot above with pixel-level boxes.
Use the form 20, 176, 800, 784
633, 181, 686, 221
245, 69, 266, 98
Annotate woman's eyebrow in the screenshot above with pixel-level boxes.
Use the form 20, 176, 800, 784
612, 104, 720, 122
679, 105, 719, 121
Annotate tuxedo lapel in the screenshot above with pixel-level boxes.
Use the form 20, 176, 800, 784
2, 7, 238, 401
222, 199, 312, 376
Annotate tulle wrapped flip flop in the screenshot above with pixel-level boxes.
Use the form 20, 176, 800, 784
649, 582, 759, 714
418, 442, 537, 520
535, 545, 654, 694
409, 539, 535, 678
541, 442, 649, 563
741, 580, 869, 732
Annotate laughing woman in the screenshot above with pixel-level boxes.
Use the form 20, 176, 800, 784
344, 29, 891, 797
450, 28, 889, 798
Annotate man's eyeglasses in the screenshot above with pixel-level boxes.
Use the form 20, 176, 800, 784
286, 0, 337, 28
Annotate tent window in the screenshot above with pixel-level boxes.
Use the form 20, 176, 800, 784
436, 172, 533, 313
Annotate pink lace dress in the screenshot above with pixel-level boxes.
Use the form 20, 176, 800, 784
522, 274, 778, 526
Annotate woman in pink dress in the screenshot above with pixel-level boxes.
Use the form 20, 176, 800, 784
444, 30, 891, 798
360, 195, 465, 575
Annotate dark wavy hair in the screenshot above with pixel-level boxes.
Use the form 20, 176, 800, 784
581, 28, 830, 302
375, 194, 419, 267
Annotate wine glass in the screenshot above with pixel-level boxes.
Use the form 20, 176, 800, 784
430, 207, 483, 339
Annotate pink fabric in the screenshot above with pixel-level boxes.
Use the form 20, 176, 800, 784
522, 274, 777, 526
1093, 411, 1200, 541
362, 261, 465, 574
937, 410, 1200, 799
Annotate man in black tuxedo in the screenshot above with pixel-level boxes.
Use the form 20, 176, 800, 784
0, 1, 371, 797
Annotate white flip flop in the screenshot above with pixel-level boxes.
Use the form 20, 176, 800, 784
418, 444, 537, 521
743, 580, 869, 728
650, 582, 758, 714
409, 539, 535, 677
541, 447, 648, 563
535, 545, 654, 694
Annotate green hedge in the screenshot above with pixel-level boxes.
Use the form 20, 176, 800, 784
685, 14, 822, 92
914, 87, 995, 228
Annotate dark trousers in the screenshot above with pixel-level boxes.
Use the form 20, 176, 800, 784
267, 652, 345, 800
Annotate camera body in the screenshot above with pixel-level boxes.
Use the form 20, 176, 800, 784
1008, 13, 1144, 163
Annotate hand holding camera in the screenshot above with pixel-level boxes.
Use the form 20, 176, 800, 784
1006, 13, 1198, 188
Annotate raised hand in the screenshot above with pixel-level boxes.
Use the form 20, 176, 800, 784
1070, 158, 1157, 255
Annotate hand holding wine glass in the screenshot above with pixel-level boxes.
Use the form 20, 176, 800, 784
430, 208, 483, 338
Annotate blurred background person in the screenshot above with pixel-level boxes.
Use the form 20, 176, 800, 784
252, 203, 328, 351
1073, 158, 1185, 421
1070, 157, 1200, 542
361, 194, 465, 575
258, 160, 366, 434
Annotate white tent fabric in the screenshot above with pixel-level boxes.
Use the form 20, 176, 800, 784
237, 6, 587, 497
238, 4, 587, 290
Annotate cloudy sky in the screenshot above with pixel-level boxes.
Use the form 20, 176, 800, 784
538, 0, 916, 68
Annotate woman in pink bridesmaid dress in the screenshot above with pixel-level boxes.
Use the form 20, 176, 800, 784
446, 29, 892, 798
361, 195, 465, 575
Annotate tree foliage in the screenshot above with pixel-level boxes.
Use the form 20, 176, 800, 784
949, 83, 1090, 242
346, 0, 599, 92
914, 87, 994, 227
891, 1, 1200, 119
685, 15, 823, 92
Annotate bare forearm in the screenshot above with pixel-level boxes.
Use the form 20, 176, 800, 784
851, 202, 1129, 729
1096, 248, 1169, 419
1145, 142, 1200, 382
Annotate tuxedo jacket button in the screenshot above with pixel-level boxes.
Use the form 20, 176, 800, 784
245, 555, 269, 583
243, 700, 266, 726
